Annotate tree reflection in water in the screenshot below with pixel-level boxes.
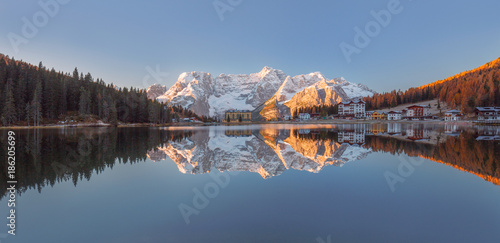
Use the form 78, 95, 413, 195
1, 124, 498, 200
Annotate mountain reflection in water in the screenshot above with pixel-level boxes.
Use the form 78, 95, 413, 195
149, 124, 500, 185
0, 124, 499, 200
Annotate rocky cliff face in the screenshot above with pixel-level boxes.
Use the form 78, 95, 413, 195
146, 83, 167, 100
283, 81, 347, 116
155, 67, 286, 118
157, 72, 215, 115
259, 76, 374, 120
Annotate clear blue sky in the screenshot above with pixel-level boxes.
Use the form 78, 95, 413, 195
1, 0, 499, 92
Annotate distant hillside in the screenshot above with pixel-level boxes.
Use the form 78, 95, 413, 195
364, 58, 500, 113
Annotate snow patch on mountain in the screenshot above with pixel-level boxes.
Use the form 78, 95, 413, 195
335, 77, 375, 99
274, 72, 327, 103
151, 67, 374, 119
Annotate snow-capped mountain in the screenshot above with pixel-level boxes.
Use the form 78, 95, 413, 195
157, 71, 215, 114
150, 67, 374, 119
155, 67, 286, 117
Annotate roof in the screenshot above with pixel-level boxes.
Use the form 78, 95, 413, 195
226, 109, 252, 113
388, 111, 402, 114
299, 113, 310, 115
340, 99, 366, 105
475, 107, 500, 112
445, 109, 462, 114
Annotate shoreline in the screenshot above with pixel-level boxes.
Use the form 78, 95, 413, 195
0, 119, 482, 129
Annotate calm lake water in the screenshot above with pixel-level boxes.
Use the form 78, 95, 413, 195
0, 123, 499, 243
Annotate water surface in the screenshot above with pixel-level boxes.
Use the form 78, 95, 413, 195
0, 124, 499, 243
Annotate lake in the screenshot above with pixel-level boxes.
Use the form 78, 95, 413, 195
0, 123, 499, 243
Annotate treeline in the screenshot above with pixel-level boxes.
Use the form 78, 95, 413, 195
171, 105, 216, 122
294, 129, 338, 141
364, 58, 500, 113
0, 54, 211, 126
292, 104, 338, 117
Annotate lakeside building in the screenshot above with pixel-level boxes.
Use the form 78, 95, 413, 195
405, 105, 432, 120
444, 110, 463, 121
475, 107, 500, 121
338, 100, 366, 118
225, 110, 252, 122
387, 111, 402, 120
365, 111, 375, 119
298, 113, 311, 120
311, 113, 321, 119
371, 111, 388, 120
401, 109, 408, 117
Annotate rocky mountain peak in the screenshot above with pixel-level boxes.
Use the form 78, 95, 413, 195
150, 67, 374, 119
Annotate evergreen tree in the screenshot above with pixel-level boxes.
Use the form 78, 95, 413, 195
26, 103, 31, 127
109, 97, 118, 126
102, 99, 111, 122
79, 87, 90, 116
60, 78, 68, 116
32, 82, 42, 126
3, 80, 16, 125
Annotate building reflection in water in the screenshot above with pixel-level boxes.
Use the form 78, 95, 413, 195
225, 129, 253, 137
406, 124, 431, 141
338, 124, 366, 145
2, 124, 499, 201
475, 126, 500, 140
150, 124, 499, 186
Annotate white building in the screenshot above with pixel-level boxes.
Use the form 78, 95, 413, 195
298, 113, 311, 120
444, 110, 462, 121
387, 111, 402, 120
406, 105, 431, 119
338, 100, 366, 118
475, 107, 500, 120
365, 111, 375, 119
